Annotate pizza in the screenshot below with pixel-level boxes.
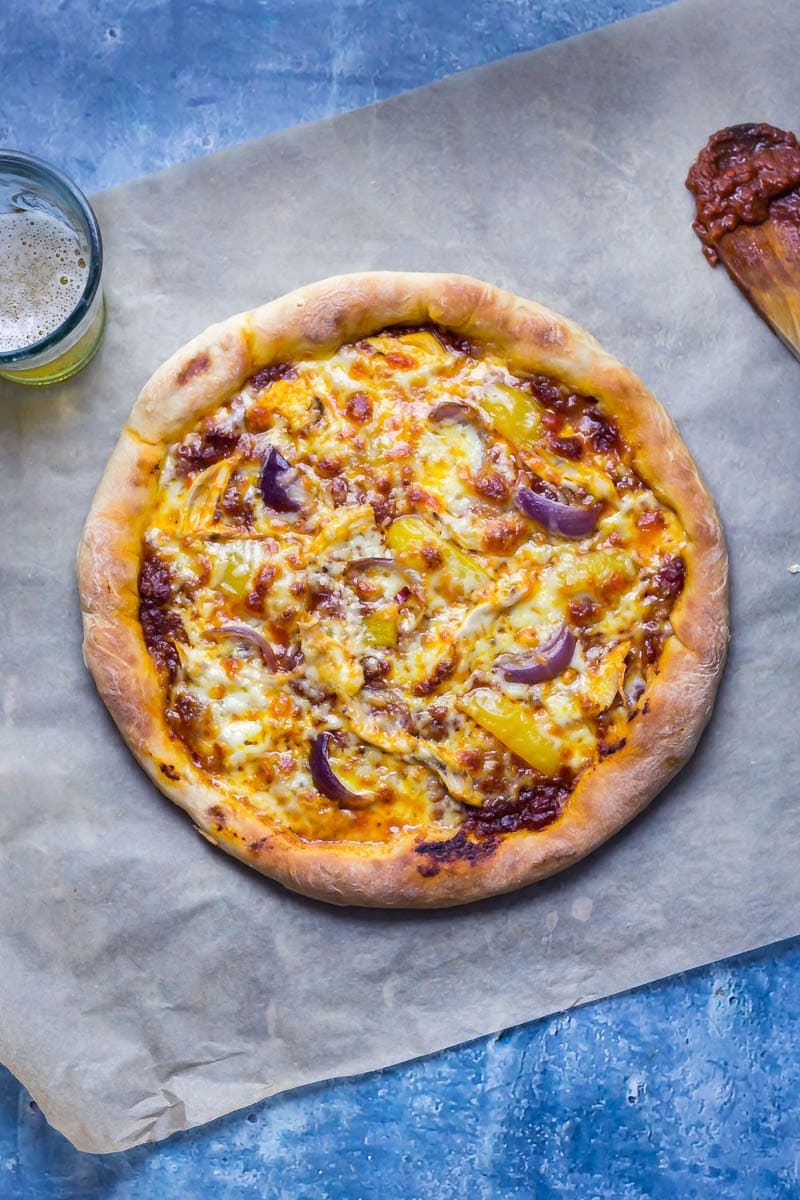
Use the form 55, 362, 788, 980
78, 273, 728, 907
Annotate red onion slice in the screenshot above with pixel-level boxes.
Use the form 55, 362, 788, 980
259, 445, 301, 513
516, 485, 600, 539
499, 624, 576, 684
207, 623, 277, 671
344, 557, 396, 573
309, 732, 373, 807
430, 402, 474, 423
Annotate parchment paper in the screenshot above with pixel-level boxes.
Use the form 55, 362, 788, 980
2, 0, 799, 1154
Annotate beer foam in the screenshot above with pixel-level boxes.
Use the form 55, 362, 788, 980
0, 211, 89, 353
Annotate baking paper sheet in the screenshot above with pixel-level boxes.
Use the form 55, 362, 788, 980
2, 0, 799, 1153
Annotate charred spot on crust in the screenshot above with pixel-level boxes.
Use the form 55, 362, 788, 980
208, 804, 227, 830
159, 762, 180, 780
249, 362, 297, 393
176, 352, 210, 386
462, 777, 574, 838
249, 837, 269, 853
414, 830, 498, 877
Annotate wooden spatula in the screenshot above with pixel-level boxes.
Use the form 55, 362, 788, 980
686, 123, 800, 360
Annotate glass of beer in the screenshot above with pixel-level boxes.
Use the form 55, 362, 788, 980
0, 151, 105, 386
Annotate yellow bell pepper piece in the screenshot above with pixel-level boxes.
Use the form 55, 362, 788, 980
385, 516, 487, 597
363, 607, 399, 648
392, 330, 444, 358
218, 551, 252, 597
558, 549, 637, 594
479, 383, 540, 446
460, 688, 562, 777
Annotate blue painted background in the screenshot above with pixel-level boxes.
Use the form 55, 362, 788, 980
3, 1, 799, 1195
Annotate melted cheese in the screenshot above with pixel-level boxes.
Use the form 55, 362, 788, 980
141, 330, 686, 844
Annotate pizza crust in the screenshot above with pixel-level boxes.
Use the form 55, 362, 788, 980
78, 272, 728, 907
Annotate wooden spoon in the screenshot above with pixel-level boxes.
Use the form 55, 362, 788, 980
686, 123, 800, 360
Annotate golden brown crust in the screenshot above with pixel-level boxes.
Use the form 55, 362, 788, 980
78, 272, 729, 907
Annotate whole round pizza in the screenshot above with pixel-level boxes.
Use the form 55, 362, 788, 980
78, 273, 728, 907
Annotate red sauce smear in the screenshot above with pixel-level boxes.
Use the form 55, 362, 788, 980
686, 123, 800, 265
174, 427, 239, 476
139, 552, 186, 679
462, 777, 573, 838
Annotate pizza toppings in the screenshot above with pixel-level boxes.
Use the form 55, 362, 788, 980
139, 551, 185, 680
309, 731, 374, 808
515, 484, 601, 539
138, 325, 688, 849
429, 401, 475, 424
259, 445, 302, 513
649, 555, 686, 603
205, 623, 277, 670
175, 427, 239, 476
462, 777, 572, 837
498, 624, 576, 684
576, 407, 620, 454
250, 362, 297, 392
459, 688, 563, 777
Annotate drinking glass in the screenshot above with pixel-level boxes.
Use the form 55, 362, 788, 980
0, 150, 105, 386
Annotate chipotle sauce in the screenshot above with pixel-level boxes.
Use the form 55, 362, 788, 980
686, 123, 800, 264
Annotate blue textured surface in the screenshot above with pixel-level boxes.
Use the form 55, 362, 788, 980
3, 1, 798, 1195
2, 0, 668, 192
3, 942, 800, 1198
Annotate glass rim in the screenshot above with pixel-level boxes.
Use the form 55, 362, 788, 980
0, 149, 103, 366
